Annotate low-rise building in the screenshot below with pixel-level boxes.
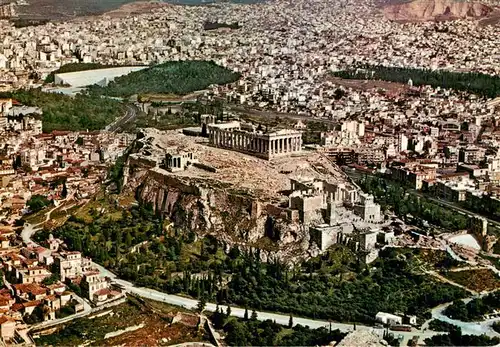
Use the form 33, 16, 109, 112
375, 312, 402, 326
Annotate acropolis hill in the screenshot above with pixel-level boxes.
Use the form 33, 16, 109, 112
126, 128, 385, 262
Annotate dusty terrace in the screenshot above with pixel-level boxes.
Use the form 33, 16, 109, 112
138, 128, 348, 201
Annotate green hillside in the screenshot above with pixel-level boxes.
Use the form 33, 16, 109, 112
88, 60, 240, 97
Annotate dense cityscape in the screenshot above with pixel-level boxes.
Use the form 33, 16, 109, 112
0, 0, 499, 345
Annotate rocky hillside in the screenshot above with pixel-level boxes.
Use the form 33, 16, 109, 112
135, 167, 314, 262
383, 0, 494, 22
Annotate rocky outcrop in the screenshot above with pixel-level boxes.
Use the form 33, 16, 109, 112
383, 0, 493, 22
136, 168, 311, 261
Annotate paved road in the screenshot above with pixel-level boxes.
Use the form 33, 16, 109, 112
430, 300, 500, 337
106, 104, 138, 133
90, 263, 442, 342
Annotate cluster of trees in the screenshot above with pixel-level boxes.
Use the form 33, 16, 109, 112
38, 200, 229, 301
88, 61, 240, 97
11, 19, 49, 28
492, 321, 500, 334
44, 63, 124, 83
126, 100, 227, 132
133, 109, 198, 131
27, 194, 52, 213
460, 194, 500, 223
184, 99, 225, 121
359, 176, 469, 231
428, 319, 458, 332
444, 292, 500, 321
424, 324, 499, 346
0, 89, 124, 132
36, 203, 164, 268
211, 309, 346, 346
42, 273, 61, 286
302, 121, 331, 145
203, 22, 241, 30
221, 248, 466, 323
107, 140, 138, 193
333, 65, 500, 98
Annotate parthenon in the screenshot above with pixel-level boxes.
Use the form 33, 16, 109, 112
207, 121, 302, 160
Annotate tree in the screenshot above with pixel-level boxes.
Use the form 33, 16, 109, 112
42, 273, 60, 285
124, 232, 133, 248
61, 182, 68, 198
251, 310, 258, 321
196, 296, 207, 313
288, 314, 293, 328
27, 194, 51, 213
13, 155, 21, 170
212, 305, 226, 329
244, 307, 249, 320
226, 306, 232, 317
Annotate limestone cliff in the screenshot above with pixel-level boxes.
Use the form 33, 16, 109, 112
135, 168, 312, 261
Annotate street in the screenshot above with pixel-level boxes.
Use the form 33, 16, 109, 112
106, 104, 139, 133
90, 263, 443, 343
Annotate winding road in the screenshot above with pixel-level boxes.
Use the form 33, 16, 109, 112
106, 104, 139, 133
90, 262, 444, 343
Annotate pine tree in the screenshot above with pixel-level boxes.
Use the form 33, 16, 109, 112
244, 307, 249, 320
61, 182, 68, 198
124, 232, 133, 248
288, 314, 293, 328
196, 296, 206, 313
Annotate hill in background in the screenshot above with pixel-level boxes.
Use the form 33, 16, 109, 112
383, 0, 493, 22
88, 60, 241, 98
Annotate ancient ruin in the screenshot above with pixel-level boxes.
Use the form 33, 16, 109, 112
207, 121, 303, 160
